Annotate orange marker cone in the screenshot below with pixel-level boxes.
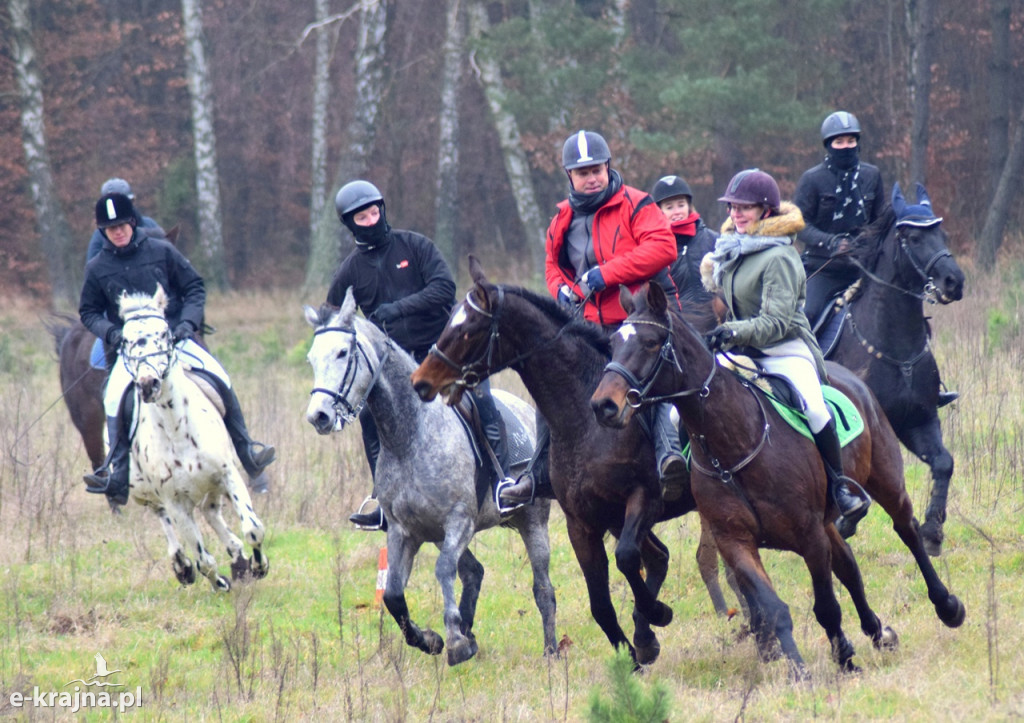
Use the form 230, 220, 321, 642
375, 547, 388, 607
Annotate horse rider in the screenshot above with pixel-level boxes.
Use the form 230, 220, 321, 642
651, 174, 717, 306
326, 180, 516, 529
701, 168, 870, 531
79, 192, 275, 506
498, 130, 687, 507
795, 111, 957, 407
85, 177, 164, 264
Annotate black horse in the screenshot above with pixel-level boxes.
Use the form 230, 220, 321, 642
824, 184, 964, 555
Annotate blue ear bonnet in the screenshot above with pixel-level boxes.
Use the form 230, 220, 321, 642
892, 182, 943, 228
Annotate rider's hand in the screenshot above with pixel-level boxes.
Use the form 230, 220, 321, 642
579, 266, 606, 295
556, 285, 578, 310
172, 321, 196, 343
826, 233, 852, 255
705, 325, 735, 351
370, 302, 401, 326
105, 327, 123, 349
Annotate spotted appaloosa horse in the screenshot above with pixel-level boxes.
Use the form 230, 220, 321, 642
119, 286, 268, 591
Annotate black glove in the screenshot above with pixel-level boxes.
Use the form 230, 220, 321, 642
173, 321, 196, 343
705, 325, 735, 351
370, 302, 402, 326
105, 327, 123, 349
580, 266, 606, 294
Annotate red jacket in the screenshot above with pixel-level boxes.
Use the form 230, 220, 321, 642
545, 183, 677, 326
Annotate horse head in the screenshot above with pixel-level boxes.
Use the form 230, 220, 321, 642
304, 287, 387, 435
889, 183, 965, 304
119, 285, 175, 403
411, 255, 502, 406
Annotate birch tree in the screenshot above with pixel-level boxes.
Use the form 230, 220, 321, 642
906, 0, 935, 185
182, 0, 227, 289
8, 0, 76, 307
434, 0, 462, 268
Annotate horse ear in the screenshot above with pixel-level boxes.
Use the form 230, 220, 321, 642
303, 305, 320, 328
647, 282, 668, 315
891, 183, 905, 216
340, 286, 357, 323
618, 285, 634, 315
914, 182, 931, 208
154, 283, 168, 311
468, 255, 489, 286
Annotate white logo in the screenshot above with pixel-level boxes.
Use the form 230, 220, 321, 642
7, 653, 142, 714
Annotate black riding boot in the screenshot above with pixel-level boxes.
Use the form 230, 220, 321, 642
652, 403, 687, 501
192, 369, 276, 478
83, 390, 133, 506
473, 384, 516, 511
498, 412, 554, 507
350, 408, 386, 530
812, 419, 870, 535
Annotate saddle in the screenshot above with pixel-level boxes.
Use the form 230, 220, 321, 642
811, 280, 862, 359
451, 394, 531, 470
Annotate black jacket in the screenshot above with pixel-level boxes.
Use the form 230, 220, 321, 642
327, 229, 456, 357
794, 160, 885, 261
79, 228, 205, 344
668, 220, 717, 306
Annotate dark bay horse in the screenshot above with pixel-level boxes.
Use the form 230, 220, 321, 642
828, 186, 965, 555
591, 283, 964, 675
411, 257, 698, 666
47, 314, 107, 473
305, 289, 556, 665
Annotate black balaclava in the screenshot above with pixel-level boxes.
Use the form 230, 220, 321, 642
826, 143, 860, 171
342, 202, 391, 250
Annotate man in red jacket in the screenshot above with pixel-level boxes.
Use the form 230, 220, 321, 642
499, 130, 686, 506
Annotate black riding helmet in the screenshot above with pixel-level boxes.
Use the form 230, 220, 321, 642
335, 180, 390, 249
821, 111, 861, 147
95, 193, 137, 228
651, 175, 693, 205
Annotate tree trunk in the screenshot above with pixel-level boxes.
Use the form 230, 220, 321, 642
9, 0, 76, 308
977, 104, 1024, 270
308, 0, 388, 291
906, 0, 935, 185
434, 0, 462, 270
467, 2, 543, 273
987, 0, 1011, 197
182, 0, 227, 289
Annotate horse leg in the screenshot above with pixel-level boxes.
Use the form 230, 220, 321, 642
715, 537, 807, 679
509, 504, 558, 656
696, 513, 731, 616
565, 518, 636, 664
898, 418, 954, 557
381, 533, 442, 656
455, 548, 483, 643
804, 525, 867, 673
164, 503, 230, 592
434, 516, 478, 666
200, 495, 250, 581
825, 524, 898, 651
632, 531, 670, 665
221, 467, 268, 578
155, 507, 196, 586
615, 489, 673, 628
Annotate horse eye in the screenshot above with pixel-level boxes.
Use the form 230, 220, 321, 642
336, 349, 347, 360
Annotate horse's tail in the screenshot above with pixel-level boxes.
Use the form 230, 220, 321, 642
42, 313, 77, 356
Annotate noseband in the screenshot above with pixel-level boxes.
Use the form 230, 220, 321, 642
309, 325, 391, 424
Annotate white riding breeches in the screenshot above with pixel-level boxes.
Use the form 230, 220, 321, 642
746, 338, 831, 433
103, 339, 230, 417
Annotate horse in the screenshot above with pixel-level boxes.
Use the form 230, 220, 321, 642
410, 257, 702, 667
591, 282, 965, 675
47, 314, 107, 474
303, 289, 557, 665
824, 187, 965, 556
118, 286, 269, 591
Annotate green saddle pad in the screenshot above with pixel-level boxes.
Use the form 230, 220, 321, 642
765, 385, 863, 446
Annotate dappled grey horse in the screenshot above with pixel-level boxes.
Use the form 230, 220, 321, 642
304, 289, 557, 665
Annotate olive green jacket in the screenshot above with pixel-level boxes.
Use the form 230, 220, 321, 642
701, 202, 827, 379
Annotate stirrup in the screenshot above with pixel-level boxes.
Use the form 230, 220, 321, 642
495, 476, 527, 515
349, 497, 385, 531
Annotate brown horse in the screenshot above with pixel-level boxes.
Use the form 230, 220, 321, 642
411, 257, 697, 666
47, 314, 107, 473
591, 283, 964, 675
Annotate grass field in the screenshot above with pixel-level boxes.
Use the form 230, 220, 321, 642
1, 264, 1023, 721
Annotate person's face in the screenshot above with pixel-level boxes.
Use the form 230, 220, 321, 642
830, 134, 858, 149
352, 204, 381, 227
102, 222, 133, 247
568, 163, 609, 194
659, 196, 692, 223
727, 203, 765, 234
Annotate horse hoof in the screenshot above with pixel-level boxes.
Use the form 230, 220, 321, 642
938, 596, 966, 628
421, 629, 444, 656
872, 626, 899, 651
648, 601, 673, 628
230, 556, 251, 581
634, 637, 661, 666
840, 659, 862, 674
446, 636, 479, 666
173, 554, 196, 585
212, 575, 231, 592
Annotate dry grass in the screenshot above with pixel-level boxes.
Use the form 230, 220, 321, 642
1, 274, 1024, 721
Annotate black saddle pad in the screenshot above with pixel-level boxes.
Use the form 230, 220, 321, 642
493, 396, 532, 468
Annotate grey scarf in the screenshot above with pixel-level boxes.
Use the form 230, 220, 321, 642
709, 232, 792, 287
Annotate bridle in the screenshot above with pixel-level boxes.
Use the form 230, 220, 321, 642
121, 313, 175, 382
851, 221, 951, 304
309, 324, 391, 425
601, 313, 769, 484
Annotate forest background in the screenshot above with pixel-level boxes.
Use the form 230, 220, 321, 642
2, 0, 1023, 306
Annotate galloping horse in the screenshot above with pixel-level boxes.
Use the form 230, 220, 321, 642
826, 185, 965, 555
304, 289, 556, 665
119, 287, 268, 591
591, 283, 964, 675
411, 257, 697, 667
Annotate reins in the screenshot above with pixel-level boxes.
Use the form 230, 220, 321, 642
309, 324, 392, 424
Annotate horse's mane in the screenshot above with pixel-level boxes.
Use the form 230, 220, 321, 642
119, 291, 164, 317
505, 286, 611, 358
851, 205, 896, 273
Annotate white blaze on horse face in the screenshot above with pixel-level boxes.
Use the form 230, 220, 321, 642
616, 324, 637, 343
449, 303, 468, 329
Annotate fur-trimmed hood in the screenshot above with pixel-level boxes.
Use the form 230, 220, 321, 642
718, 201, 805, 237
